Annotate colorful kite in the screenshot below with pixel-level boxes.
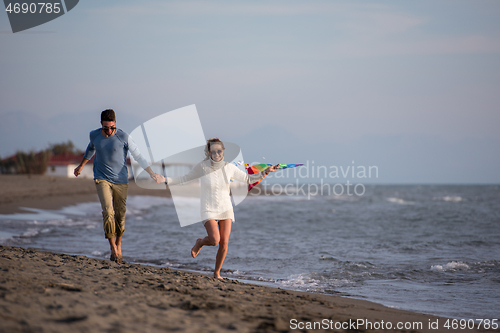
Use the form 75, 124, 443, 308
230, 162, 303, 191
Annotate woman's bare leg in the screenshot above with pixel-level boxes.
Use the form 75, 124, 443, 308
191, 220, 220, 258
214, 219, 232, 279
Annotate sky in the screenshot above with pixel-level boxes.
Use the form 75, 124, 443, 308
1, 0, 499, 184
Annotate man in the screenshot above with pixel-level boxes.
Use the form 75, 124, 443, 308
74, 109, 162, 263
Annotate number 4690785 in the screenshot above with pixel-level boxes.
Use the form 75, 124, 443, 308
6, 3, 61, 14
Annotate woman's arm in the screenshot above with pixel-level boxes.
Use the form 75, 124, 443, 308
165, 162, 205, 186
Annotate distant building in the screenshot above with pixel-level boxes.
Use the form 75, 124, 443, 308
47, 154, 194, 179
45, 152, 94, 178
1, 151, 195, 179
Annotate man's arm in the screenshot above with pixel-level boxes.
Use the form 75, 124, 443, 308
126, 134, 164, 183
75, 136, 96, 178
74, 158, 90, 177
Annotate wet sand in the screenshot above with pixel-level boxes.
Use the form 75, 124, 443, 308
2, 245, 488, 333
0, 175, 494, 332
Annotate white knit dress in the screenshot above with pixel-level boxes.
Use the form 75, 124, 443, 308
167, 159, 267, 224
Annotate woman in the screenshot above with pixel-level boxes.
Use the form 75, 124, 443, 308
164, 138, 279, 279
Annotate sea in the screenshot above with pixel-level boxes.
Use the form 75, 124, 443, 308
0, 184, 499, 321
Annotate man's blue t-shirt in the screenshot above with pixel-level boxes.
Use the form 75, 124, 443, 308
84, 129, 148, 184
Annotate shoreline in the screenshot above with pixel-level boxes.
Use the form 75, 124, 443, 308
0, 245, 481, 333
0, 175, 495, 332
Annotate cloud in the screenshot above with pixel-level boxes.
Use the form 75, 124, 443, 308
85, 0, 500, 59
325, 34, 500, 58
87, 1, 353, 17
341, 10, 425, 37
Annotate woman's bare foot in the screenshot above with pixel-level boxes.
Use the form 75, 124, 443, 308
191, 238, 203, 258
214, 273, 222, 280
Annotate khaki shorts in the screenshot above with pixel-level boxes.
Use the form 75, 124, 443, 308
94, 179, 129, 239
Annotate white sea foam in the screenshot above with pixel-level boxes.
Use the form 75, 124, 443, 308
0, 208, 68, 221
442, 196, 463, 202
432, 196, 463, 202
21, 228, 39, 238
319, 255, 339, 261
161, 261, 182, 268
28, 219, 98, 228
431, 261, 470, 272
278, 273, 353, 291
387, 197, 414, 205
327, 195, 360, 202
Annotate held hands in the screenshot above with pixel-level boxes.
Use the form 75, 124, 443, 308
150, 173, 166, 184
144, 166, 165, 184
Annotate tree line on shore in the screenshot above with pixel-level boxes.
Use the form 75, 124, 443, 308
0, 141, 83, 175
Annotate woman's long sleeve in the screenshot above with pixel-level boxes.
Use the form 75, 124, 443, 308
167, 163, 205, 185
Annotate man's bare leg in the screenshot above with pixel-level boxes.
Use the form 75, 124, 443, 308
108, 237, 118, 261
115, 235, 123, 263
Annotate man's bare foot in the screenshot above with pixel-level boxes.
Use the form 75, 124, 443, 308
115, 253, 123, 263
191, 238, 203, 258
110, 248, 118, 262
214, 273, 223, 280
116, 246, 122, 263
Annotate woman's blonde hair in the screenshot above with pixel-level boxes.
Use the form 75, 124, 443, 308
204, 138, 225, 160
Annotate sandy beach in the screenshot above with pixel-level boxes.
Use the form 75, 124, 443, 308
0, 175, 171, 214
2, 245, 487, 333
0, 175, 495, 332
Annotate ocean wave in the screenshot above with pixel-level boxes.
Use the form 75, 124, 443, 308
29, 219, 99, 228
431, 261, 470, 272
160, 261, 183, 268
319, 255, 340, 261
437, 196, 463, 202
0, 208, 68, 221
386, 197, 415, 205
430, 260, 499, 275
277, 272, 355, 292
326, 195, 360, 202
20, 228, 39, 238
472, 260, 500, 274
